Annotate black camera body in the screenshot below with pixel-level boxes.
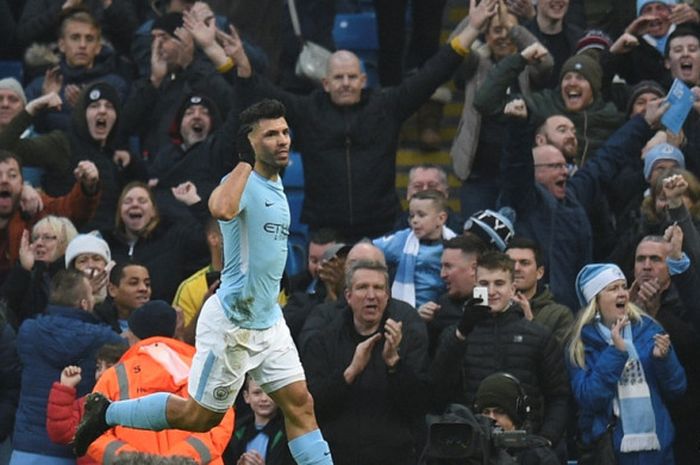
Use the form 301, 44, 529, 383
423, 405, 547, 465
490, 429, 529, 449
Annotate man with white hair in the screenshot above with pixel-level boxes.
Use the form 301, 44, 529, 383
0, 78, 46, 186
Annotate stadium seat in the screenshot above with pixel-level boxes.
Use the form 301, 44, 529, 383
0, 60, 23, 82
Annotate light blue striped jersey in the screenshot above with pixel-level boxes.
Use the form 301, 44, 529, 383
215, 172, 289, 329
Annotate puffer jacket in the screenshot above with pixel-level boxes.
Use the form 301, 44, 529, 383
0, 311, 20, 443
87, 337, 234, 464
13, 305, 124, 458
46, 386, 96, 465
431, 305, 570, 445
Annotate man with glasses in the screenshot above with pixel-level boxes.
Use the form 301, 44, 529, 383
497, 97, 669, 309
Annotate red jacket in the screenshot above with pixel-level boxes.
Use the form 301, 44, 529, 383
46, 383, 97, 465
1, 182, 100, 273
87, 337, 234, 464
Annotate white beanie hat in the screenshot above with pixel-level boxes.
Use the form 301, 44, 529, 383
0, 78, 27, 105
65, 234, 111, 268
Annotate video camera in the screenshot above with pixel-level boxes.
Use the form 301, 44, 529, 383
422, 404, 549, 465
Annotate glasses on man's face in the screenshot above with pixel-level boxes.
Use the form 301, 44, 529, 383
32, 234, 58, 242
534, 162, 568, 171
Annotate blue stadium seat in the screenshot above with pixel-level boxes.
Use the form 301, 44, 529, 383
286, 233, 307, 276
283, 151, 308, 245
333, 12, 379, 50
333, 12, 380, 88
0, 60, 23, 82
286, 190, 308, 238
283, 151, 304, 189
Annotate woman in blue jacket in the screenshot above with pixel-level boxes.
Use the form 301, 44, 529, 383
567, 263, 687, 465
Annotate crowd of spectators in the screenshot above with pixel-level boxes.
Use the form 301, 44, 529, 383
0, 0, 699, 464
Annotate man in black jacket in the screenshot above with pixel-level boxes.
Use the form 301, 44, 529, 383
431, 251, 569, 460
227, 0, 500, 241
147, 93, 236, 219
120, 11, 236, 160
303, 259, 430, 465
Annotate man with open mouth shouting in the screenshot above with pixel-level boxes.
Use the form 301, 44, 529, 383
604, 0, 700, 90
0, 150, 100, 287
0, 81, 148, 232
475, 49, 625, 165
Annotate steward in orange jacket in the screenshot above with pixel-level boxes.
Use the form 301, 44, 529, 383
87, 336, 234, 464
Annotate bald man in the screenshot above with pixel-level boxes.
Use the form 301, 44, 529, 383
231, 0, 500, 241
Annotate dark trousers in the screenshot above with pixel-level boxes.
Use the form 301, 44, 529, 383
373, 0, 447, 86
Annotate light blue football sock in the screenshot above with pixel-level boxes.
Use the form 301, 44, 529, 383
105, 392, 171, 430
288, 429, 333, 465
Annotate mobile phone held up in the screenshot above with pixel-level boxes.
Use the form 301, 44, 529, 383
473, 286, 488, 307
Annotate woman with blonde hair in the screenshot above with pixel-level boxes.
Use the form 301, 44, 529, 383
0, 215, 78, 327
567, 263, 686, 465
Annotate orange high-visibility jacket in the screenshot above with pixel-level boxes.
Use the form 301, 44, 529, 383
87, 337, 234, 464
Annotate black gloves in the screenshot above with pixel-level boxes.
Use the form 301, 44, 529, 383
236, 124, 255, 167
457, 298, 491, 337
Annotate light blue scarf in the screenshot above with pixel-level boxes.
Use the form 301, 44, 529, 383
391, 226, 456, 307
596, 321, 660, 452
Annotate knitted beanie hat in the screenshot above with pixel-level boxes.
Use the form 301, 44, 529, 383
626, 80, 665, 117
128, 300, 177, 340
174, 93, 221, 132
474, 373, 523, 425
65, 234, 111, 268
0, 78, 26, 105
575, 263, 627, 307
559, 54, 603, 99
576, 30, 612, 54
464, 208, 515, 252
84, 81, 121, 112
637, 0, 675, 16
643, 143, 685, 181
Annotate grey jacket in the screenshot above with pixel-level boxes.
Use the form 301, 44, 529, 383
449, 22, 552, 180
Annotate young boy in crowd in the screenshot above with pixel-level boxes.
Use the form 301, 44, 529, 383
373, 189, 456, 308
46, 343, 127, 463
225, 375, 293, 465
